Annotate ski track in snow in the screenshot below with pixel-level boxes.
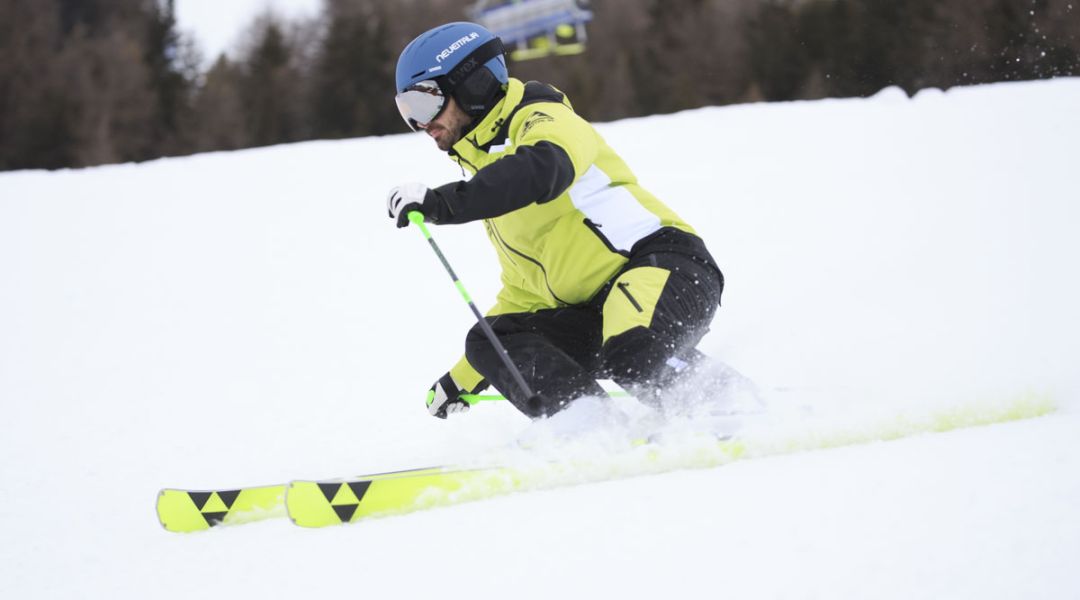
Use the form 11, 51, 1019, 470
1, 78, 1079, 598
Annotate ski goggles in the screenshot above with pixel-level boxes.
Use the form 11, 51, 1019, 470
395, 80, 446, 132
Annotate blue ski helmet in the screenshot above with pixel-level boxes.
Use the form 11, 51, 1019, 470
394, 22, 508, 130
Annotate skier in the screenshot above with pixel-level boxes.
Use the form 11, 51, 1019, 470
387, 22, 724, 420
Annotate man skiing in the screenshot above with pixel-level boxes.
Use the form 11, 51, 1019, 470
387, 22, 724, 420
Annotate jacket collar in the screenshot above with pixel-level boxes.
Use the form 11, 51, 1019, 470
452, 78, 525, 154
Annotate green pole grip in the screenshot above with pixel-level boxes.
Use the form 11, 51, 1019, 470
407, 210, 428, 235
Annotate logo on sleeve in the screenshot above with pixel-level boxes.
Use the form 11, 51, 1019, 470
521, 111, 555, 136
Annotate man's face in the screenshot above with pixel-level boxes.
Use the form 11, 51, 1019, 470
421, 96, 472, 152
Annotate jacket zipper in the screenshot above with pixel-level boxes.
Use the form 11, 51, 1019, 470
488, 220, 571, 306
616, 282, 644, 313
484, 221, 518, 266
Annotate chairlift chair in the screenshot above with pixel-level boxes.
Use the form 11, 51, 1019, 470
469, 0, 594, 61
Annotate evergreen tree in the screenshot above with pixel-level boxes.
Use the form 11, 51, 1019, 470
239, 15, 304, 147
745, 0, 811, 101
143, 0, 192, 154
311, 1, 395, 138
2, 0, 1078, 171
190, 56, 248, 152
3, 1, 72, 169
630, 0, 715, 114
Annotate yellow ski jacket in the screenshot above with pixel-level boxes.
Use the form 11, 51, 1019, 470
417, 78, 700, 391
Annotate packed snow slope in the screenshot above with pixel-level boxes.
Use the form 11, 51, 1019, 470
2, 78, 1079, 599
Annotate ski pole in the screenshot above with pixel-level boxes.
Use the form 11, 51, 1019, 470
461, 390, 630, 406
407, 211, 542, 409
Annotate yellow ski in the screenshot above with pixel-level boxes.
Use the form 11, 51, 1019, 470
156, 467, 448, 532
287, 466, 523, 528
163, 392, 1055, 532
156, 484, 286, 532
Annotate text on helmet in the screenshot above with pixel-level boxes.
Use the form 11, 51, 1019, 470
436, 32, 480, 63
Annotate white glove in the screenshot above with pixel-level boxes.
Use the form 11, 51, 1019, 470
427, 372, 471, 419
387, 182, 429, 228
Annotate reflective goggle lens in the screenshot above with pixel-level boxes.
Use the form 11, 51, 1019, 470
395, 80, 445, 132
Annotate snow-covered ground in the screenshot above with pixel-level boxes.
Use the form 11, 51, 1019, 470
2, 78, 1078, 598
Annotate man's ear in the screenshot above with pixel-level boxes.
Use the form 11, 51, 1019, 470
454, 68, 502, 117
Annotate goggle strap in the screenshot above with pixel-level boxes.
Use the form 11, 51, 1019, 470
444, 37, 506, 90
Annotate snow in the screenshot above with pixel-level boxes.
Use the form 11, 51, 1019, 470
2, 78, 1080, 598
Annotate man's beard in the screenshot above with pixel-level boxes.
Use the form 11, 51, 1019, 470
437, 120, 470, 151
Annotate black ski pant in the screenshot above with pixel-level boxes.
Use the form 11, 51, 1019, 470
465, 231, 723, 418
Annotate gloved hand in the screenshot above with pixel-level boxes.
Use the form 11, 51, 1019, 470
386, 182, 429, 228
427, 372, 471, 419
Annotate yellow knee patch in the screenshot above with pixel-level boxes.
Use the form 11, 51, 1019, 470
602, 266, 671, 343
